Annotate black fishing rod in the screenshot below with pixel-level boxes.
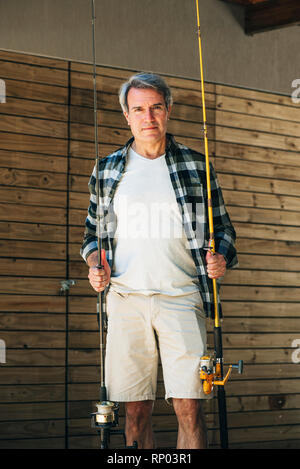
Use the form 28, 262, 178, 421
89, 0, 136, 449
195, 0, 243, 449
89, 0, 120, 448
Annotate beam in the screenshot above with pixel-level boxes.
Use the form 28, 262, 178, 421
245, 0, 300, 34
221, 0, 265, 4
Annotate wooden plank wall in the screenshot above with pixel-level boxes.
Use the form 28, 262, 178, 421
0, 50, 300, 449
214, 84, 300, 448
0, 50, 69, 448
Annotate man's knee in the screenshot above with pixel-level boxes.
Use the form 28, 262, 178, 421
173, 398, 203, 425
125, 400, 154, 423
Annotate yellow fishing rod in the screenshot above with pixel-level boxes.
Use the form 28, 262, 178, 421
195, 0, 243, 449
196, 0, 219, 327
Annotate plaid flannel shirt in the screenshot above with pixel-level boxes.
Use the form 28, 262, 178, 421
81, 134, 238, 318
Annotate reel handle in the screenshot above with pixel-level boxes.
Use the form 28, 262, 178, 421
232, 360, 243, 375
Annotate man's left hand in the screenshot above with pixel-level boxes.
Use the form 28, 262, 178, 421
206, 251, 226, 279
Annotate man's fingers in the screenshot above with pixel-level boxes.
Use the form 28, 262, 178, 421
88, 265, 109, 292
86, 250, 111, 293
89, 268, 105, 278
206, 252, 225, 265
206, 252, 226, 279
89, 277, 108, 292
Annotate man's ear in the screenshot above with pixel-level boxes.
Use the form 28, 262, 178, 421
123, 111, 130, 125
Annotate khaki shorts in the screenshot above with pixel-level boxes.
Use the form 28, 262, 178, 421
105, 289, 208, 402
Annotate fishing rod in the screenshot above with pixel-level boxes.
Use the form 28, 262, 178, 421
89, 0, 137, 449
89, 0, 120, 448
195, 0, 243, 449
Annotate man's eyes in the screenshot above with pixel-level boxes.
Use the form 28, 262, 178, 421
133, 105, 163, 112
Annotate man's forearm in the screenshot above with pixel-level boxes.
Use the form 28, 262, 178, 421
86, 250, 99, 267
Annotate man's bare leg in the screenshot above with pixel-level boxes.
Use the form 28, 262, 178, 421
173, 398, 207, 449
125, 400, 155, 449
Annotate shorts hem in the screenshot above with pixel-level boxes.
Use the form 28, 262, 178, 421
165, 392, 212, 402
108, 394, 156, 403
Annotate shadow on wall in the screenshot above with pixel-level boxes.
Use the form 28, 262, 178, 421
218, 0, 246, 31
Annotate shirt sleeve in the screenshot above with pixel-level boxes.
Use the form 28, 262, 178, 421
210, 163, 238, 269
80, 166, 98, 263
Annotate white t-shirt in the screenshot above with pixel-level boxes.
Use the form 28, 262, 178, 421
110, 146, 199, 295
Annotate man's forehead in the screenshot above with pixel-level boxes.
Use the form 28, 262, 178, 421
127, 87, 164, 107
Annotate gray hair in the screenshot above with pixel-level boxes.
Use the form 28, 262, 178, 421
119, 73, 173, 113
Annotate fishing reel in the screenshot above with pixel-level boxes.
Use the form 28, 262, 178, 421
91, 400, 120, 448
199, 355, 243, 395
91, 400, 120, 427
91, 399, 138, 449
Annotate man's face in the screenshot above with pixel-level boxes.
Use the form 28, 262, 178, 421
123, 87, 171, 147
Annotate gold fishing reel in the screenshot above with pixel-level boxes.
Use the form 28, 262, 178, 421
200, 356, 243, 395
91, 400, 138, 449
91, 400, 119, 428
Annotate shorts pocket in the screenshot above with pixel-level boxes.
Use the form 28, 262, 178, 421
106, 290, 128, 317
110, 290, 129, 299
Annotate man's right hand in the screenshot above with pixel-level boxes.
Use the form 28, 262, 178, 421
87, 249, 111, 293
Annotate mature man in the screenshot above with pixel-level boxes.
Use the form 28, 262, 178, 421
81, 73, 237, 449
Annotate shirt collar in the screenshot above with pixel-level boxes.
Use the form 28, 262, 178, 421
120, 133, 176, 158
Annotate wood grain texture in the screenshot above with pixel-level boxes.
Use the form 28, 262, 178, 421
1, 50, 300, 450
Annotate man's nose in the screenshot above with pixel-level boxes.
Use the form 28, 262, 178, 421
144, 108, 155, 121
